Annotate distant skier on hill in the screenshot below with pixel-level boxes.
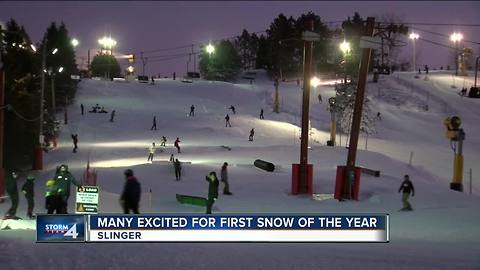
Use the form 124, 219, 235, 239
151, 77, 155, 85
174, 138, 181, 153
110, 110, 116, 122
151, 116, 157, 130
80, 104, 84, 116
169, 154, 175, 162
174, 159, 182, 181
147, 142, 156, 162
173, 72, 176, 80
189, 105, 195, 117
229, 105, 236, 114
260, 108, 264, 119
71, 134, 78, 153
398, 174, 415, 211
161, 136, 167, 147
249, 128, 255, 141
225, 114, 231, 127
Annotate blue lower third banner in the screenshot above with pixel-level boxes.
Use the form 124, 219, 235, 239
87, 214, 389, 242
36, 215, 86, 242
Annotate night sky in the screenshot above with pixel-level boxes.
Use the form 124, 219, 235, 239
1, 1, 479, 76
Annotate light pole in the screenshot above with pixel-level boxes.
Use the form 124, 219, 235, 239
409, 32, 419, 72
450, 32, 463, 76
205, 43, 215, 78
98, 36, 116, 55
339, 40, 351, 84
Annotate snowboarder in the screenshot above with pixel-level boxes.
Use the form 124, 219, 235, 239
169, 154, 175, 162
260, 108, 264, 119
206, 171, 219, 214
398, 174, 415, 211
80, 104, 84, 116
229, 105, 236, 114
21, 174, 35, 219
189, 105, 195, 117
225, 114, 231, 127
110, 110, 116, 122
249, 128, 255, 141
161, 136, 167, 147
221, 162, 232, 195
174, 137, 181, 153
71, 134, 78, 153
120, 169, 141, 214
147, 142, 156, 162
151, 116, 157, 130
54, 164, 81, 214
4, 170, 19, 219
318, 94, 323, 103
45, 178, 61, 214
174, 159, 182, 181
376, 112, 382, 121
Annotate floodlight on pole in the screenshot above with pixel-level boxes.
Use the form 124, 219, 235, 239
450, 32, 463, 76
206, 43, 215, 55
58, 67, 64, 73
340, 40, 351, 84
409, 32, 419, 72
71, 38, 79, 47
339, 40, 351, 55
51, 48, 58, 55
310, 76, 320, 88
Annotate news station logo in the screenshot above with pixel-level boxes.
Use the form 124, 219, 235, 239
36, 215, 86, 242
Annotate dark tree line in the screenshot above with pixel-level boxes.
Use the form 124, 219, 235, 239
1, 19, 78, 168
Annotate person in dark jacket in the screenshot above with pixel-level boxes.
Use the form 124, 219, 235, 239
120, 169, 141, 214
259, 108, 264, 119
55, 164, 81, 214
174, 159, 182, 181
249, 128, 255, 141
161, 136, 167, 147
151, 116, 157, 130
225, 114, 231, 127
229, 105, 236, 114
206, 171, 219, 214
110, 110, 116, 122
221, 162, 232, 195
71, 134, 78, 153
22, 174, 35, 218
174, 138, 181, 153
4, 170, 19, 218
80, 104, 84, 116
189, 105, 195, 117
398, 174, 415, 211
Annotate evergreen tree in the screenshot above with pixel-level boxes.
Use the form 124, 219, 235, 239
90, 54, 121, 79
341, 12, 365, 81
199, 40, 241, 82
255, 34, 270, 70
266, 14, 297, 79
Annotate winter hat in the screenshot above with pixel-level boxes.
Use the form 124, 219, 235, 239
27, 175, 35, 181
124, 169, 134, 177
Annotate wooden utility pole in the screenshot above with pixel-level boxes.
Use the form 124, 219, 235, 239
299, 20, 315, 193
273, 78, 279, 113
0, 66, 5, 198
344, 17, 376, 199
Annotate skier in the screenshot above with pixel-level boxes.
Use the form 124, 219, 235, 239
151, 76, 155, 85
376, 112, 382, 121
161, 136, 167, 147
189, 105, 195, 117
169, 154, 175, 162
398, 174, 415, 211
147, 142, 156, 162
71, 134, 78, 153
260, 108, 264, 119
318, 94, 323, 103
4, 170, 19, 219
205, 171, 219, 214
80, 104, 84, 116
249, 128, 255, 141
174, 138, 181, 153
173, 72, 176, 80
21, 174, 35, 219
424, 65, 429, 74
110, 110, 116, 122
54, 164, 81, 214
174, 159, 182, 181
418, 68, 421, 74
45, 178, 60, 214
229, 105, 236, 114
225, 114, 231, 127
221, 162, 232, 195
151, 116, 157, 130
120, 169, 141, 214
